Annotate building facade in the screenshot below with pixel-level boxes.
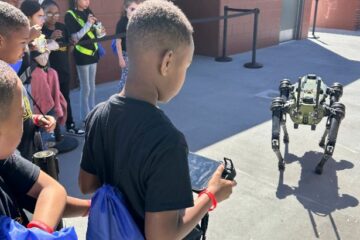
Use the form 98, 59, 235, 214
177, 0, 313, 56
311, 0, 360, 31
55, 0, 321, 84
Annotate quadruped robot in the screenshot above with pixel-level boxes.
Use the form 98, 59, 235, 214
271, 74, 346, 174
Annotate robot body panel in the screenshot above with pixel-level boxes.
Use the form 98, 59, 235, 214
289, 75, 328, 126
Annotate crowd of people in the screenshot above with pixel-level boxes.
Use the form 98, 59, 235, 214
0, 0, 236, 239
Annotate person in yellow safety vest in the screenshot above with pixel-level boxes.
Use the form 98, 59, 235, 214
65, 0, 105, 122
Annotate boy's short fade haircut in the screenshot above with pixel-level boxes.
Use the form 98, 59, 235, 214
0, 1, 29, 38
0, 60, 19, 121
127, 0, 193, 54
124, 0, 143, 8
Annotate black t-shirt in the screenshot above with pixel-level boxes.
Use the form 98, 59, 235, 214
0, 154, 40, 225
64, 8, 99, 66
115, 16, 128, 52
43, 22, 70, 74
81, 95, 194, 232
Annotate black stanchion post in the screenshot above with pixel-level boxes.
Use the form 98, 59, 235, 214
244, 8, 263, 69
215, 6, 233, 62
312, 0, 320, 39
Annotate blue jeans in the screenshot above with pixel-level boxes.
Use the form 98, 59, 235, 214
118, 52, 128, 92
76, 63, 97, 120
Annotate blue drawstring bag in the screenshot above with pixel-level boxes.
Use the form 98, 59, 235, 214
111, 39, 117, 55
86, 185, 144, 240
0, 216, 78, 240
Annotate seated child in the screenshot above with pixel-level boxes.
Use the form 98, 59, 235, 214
79, 0, 236, 239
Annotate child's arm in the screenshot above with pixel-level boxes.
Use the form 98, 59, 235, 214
78, 168, 101, 195
116, 39, 126, 68
62, 196, 91, 218
144, 165, 236, 240
26, 170, 67, 229
69, 14, 97, 44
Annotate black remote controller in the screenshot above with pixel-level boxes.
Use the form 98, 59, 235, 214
221, 158, 236, 180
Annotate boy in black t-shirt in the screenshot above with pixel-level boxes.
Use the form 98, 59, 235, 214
79, 1, 236, 238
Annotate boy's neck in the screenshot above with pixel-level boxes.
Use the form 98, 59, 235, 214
121, 74, 159, 106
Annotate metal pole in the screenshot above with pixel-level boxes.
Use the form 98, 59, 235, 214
215, 6, 233, 62
312, 0, 320, 39
244, 8, 263, 69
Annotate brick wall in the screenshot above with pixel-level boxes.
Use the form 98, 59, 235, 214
177, 0, 312, 57
300, 0, 314, 39
176, 0, 222, 56
220, 0, 282, 55
310, 0, 360, 30
356, 2, 360, 30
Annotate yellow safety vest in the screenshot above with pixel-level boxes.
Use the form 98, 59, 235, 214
67, 10, 98, 56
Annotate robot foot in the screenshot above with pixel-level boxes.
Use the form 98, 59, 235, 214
283, 136, 289, 144
278, 161, 285, 171
319, 141, 325, 148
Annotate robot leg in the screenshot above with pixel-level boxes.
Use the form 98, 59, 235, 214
319, 117, 330, 148
282, 118, 289, 144
271, 97, 285, 170
315, 102, 345, 174
279, 79, 291, 100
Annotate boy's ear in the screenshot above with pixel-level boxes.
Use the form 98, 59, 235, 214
160, 49, 174, 77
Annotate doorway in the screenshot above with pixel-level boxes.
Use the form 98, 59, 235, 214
279, 0, 304, 42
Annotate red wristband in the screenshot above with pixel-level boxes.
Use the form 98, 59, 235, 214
198, 189, 217, 211
33, 115, 43, 127
33, 115, 40, 126
27, 220, 54, 233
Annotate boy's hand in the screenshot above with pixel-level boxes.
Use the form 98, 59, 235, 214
119, 57, 126, 68
35, 115, 56, 132
29, 25, 42, 42
50, 30, 63, 40
207, 165, 236, 203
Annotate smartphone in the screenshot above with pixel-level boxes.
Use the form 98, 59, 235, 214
188, 152, 221, 192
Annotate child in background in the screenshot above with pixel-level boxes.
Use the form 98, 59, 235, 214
65, 0, 105, 122
42, 0, 84, 136
20, 0, 68, 155
0, 0, 57, 160
115, 0, 142, 92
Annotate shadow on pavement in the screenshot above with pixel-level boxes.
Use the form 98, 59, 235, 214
276, 150, 358, 239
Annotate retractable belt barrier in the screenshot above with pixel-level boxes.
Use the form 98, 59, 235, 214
64, 6, 263, 69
